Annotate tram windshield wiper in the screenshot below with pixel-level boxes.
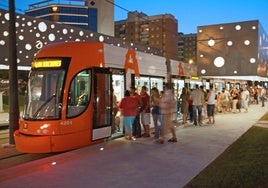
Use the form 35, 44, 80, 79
33, 94, 56, 118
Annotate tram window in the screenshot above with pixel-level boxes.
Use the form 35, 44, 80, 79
135, 76, 163, 95
67, 70, 91, 117
23, 69, 65, 120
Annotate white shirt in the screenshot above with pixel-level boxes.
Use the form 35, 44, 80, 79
207, 90, 216, 105
241, 90, 249, 101
261, 88, 266, 96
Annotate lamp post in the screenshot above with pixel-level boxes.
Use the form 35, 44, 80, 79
8, 0, 19, 145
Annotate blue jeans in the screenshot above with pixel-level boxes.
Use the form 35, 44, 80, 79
123, 116, 135, 132
261, 96, 265, 107
152, 113, 161, 139
193, 105, 202, 125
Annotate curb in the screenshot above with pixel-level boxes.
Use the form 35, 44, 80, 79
254, 120, 268, 128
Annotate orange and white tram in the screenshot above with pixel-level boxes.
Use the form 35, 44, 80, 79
14, 41, 168, 153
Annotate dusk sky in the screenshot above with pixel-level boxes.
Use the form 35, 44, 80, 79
1, 0, 267, 34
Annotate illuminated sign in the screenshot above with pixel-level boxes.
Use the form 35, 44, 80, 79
32, 59, 62, 68
191, 76, 200, 80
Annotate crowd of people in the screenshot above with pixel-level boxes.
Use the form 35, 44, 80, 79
118, 84, 177, 144
214, 86, 267, 113
115, 83, 267, 144
179, 85, 267, 127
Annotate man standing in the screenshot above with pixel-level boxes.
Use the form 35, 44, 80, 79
206, 85, 216, 124
157, 83, 177, 144
260, 86, 266, 107
241, 87, 250, 112
221, 88, 231, 113
190, 85, 204, 126
140, 86, 151, 137
130, 86, 142, 138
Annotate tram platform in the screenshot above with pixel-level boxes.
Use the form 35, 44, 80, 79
0, 112, 9, 130
0, 104, 267, 188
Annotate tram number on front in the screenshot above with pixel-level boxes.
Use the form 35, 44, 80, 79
60, 120, 73, 126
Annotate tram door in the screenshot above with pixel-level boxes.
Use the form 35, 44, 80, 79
111, 73, 125, 137
92, 67, 112, 140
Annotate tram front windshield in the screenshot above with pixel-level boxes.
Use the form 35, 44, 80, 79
23, 69, 65, 120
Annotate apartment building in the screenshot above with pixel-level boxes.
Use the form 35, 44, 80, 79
115, 11, 178, 60
178, 32, 197, 64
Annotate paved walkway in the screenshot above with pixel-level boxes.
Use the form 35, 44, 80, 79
0, 104, 267, 188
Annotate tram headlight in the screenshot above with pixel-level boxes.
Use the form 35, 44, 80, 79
40, 124, 50, 129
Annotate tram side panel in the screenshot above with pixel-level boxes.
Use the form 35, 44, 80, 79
104, 44, 167, 87
135, 50, 166, 77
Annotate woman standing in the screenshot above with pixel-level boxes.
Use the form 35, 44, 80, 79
119, 90, 139, 140
231, 88, 239, 113
151, 87, 161, 139
180, 87, 189, 124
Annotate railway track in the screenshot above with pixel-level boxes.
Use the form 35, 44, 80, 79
0, 129, 57, 170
